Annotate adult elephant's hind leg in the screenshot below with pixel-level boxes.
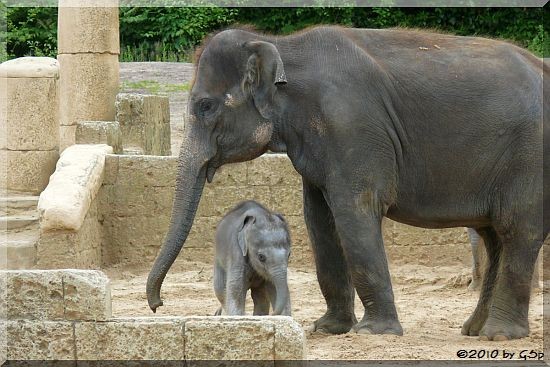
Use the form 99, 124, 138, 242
479, 223, 541, 340
462, 227, 501, 336
303, 180, 357, 334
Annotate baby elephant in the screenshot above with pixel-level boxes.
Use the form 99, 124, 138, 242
214, 200, 292, 316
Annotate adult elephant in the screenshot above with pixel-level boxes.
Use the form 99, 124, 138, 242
147, 26, 547, 341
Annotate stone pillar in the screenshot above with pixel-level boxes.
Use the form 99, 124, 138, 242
0, 57, 60, 194
57, 0, 120, 151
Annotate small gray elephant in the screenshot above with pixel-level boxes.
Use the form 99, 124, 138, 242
213, 200, 292, 316
467, 228, 539, 291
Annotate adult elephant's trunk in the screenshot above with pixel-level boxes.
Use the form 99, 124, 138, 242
146, 142, 209, 312
272, 271, 290, 316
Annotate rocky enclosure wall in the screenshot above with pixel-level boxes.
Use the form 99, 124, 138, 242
100, 154, 471, 268
37, 144, 113, 269
3, 269, 305, 362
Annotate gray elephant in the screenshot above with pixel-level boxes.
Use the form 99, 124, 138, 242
147, 26, 547, 341
467, 228, 540, 291
213, 200, 291, 316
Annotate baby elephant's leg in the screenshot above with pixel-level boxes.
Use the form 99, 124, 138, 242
251, 284, 271, 315
213, 265, 226, 315
225, 269, 247, 315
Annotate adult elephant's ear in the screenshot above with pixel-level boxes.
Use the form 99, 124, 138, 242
241, 41, 287, 118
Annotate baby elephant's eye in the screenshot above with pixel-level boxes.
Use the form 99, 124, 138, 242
258, 253, 266, 262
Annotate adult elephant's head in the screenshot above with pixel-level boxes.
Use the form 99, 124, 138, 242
146, 30, 287, 312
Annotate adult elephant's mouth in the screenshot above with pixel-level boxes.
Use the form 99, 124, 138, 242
206, 163, 217, 183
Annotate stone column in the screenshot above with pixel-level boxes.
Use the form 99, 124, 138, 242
0, 57, 60, 194
57, 0, 120, 151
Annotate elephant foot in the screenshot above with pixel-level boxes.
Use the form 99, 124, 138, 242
478, 318, 529, 341
352, 318, 403, 336
461, 310, 487, 336
214, 307, 222, 316
311, 312, 357, 335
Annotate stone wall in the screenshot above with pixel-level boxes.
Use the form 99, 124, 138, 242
57, 0, 120, 150
0, 57, 60, 194
100, 153, 472, 268
115, 93, 171, 155
37, 144, 112, 268
3, 269, 306, 362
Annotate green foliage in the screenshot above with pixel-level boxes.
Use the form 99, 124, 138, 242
119, 7, 239, 61
7, 7, 57, 59
6, 7, 547, 61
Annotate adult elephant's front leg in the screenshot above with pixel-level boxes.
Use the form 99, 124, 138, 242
330, 194, 403, 336
303, 179, 357, 334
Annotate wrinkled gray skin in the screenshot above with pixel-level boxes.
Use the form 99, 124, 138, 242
213, 200, 291, 316
467, 228, 540, 291
147, 26, 548, 341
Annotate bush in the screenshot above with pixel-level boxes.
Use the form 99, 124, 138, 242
120, 7, 239, 61
5, 7, 547, 62
7, 7, 57, 60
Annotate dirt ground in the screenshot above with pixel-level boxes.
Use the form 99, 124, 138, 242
116, 62, 545, 361
105, 259, 544, 361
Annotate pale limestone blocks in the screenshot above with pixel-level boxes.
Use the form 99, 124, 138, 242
0, 57, 60, 194
3, 269, 306, 361
57, 0, 120, 151
115, 93, 172, 155
3, 269, 111, 321
76, 121, 123, 154
37, 144, 112, 268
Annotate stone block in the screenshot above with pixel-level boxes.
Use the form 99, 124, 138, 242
38, 200, 102, 270
2, 240, 36, 270
2, 75, 59, 151
115, 93, 171, 155
58, 5, 119, 54
269, 186, 303, 216
60, 124, 77, 152
113, 155, 177, 187
58, 53, 119, 127
272, 316, 307, 360
184, 318, 275, 360
0, 57, 59, 79
100, 184, 174, 218
3, 269, 110, 321
75, 318, 184, 360
0, 149, 58, 194
6, 320, 75, 360
209, 161, 248, 187
76, 121, 123, 154
3, 270, 64, 320
103, 154, 119, 185
197, 186, 272, 218
389, 221, 469, 247
101, 215, 170, 266
63, 270, 111, 321
38, 144, 112, 232
247, 154, 301, 187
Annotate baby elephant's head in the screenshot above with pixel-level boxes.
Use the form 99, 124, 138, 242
238, 212, 291, 314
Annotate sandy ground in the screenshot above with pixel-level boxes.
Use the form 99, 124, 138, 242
105, 260, 544, 360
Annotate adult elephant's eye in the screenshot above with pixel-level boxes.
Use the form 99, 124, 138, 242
198, 99, 216, 118
258, 253, 266, 263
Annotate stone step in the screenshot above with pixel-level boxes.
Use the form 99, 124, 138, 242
0, 239, 37, 270
0, 195, 39, 216
0, 214, 39, 230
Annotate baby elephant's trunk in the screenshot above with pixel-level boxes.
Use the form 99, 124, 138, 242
272, 271, 290, 315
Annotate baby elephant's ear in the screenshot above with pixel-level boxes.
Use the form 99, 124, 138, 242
237, 215, 255, 257
274, 212, 286, 223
